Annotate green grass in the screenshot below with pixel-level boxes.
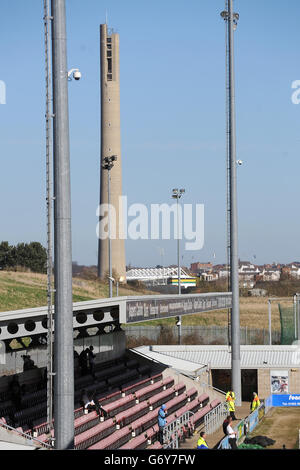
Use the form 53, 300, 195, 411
0, 270, 153, 313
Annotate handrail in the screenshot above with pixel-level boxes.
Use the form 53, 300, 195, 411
200, 382, 227, 395
163, 411, 195, 449
0, 420, 52, 449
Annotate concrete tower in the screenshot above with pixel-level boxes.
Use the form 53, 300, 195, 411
98, 24, 126, 282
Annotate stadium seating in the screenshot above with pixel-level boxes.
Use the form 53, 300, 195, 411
88, 426, 132, 450
115, 402, 148, 428
0, 354, 221, 450
119, 432, 148, 450
74, 418, 115, 450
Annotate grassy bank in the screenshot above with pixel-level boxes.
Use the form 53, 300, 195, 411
0, 270, 151, 312
0, 271, 287, 332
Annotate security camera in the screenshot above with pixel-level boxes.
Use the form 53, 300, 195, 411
68, 68, 81, 81
73, 70, 81, 81
237, 159, 243, 166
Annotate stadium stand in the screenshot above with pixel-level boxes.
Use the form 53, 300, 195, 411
0, 353, 223, 449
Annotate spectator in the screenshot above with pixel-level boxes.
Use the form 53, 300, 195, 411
157, 404, 167, 445
22, 355, 36, 372
226, 416, 238, 449
80, 389, 96, 412
80, 390, 107, 418
197, 431, 209, 449
222, 415, 230, 436
79, 348, 89, 376
10, 375, 22, 411
88, 346, 96, 379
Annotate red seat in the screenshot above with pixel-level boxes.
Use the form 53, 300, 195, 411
198, 393, 209, 407
102, 394, 135, 417
115, 402, 148, 427
191, 404, 211, 428
148, 388, 175, 409
135, 381, 164, 402
119, 433, 148, 450
74, 418, 115, 450
174, 383, 186, 395
186, 387, 197, 401
210, 399, 221, 409
163, 394, 187, 415
148, 440, 163, 449
74, 410, 99, 436
88, 426, 131, 450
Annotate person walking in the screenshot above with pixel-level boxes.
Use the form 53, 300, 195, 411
226, 390, 237, 420
158, 404, 167, 445
250, 392, 260, 412
197, 431, 209, 449
226, 416, 238, 449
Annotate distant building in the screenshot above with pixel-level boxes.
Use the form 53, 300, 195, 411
190, 262, 213, 274
262, 268, 281, 282
126, 266, 197, 289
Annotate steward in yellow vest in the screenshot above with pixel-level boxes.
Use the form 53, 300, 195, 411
226, 391, 237, 420
197, 432, 209, 449
251, 392, 260, 412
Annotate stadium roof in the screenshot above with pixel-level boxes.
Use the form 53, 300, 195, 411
134, 345, 300, 370
126, 267, 192, 281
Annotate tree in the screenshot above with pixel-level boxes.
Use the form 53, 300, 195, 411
0, 241, 47, 273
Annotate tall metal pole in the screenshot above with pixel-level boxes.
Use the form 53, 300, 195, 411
268, 299, 272, 345
297, 294, 300, 341
108, 168, 113, 298
224, 0, 242, 406
293, 295, 297, 340
43, 0, 54, 434
51, 0, 74, 449
177, 197, 181, 296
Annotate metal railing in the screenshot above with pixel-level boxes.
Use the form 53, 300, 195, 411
163, 411, 194, 449
200, 382, 227, 396
205, 401, 228, 435
0, 420, 52, 449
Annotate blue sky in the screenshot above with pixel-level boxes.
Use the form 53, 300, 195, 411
1, 0, 300, 268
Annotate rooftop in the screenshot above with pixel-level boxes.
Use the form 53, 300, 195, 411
134, 345, 300, 370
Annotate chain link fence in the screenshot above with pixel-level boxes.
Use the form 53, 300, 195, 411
278, 303, 298, 345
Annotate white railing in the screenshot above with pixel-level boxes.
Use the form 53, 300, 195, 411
0, 420, 52, 449
204, 402, 228, 435
163, 411, 194, 449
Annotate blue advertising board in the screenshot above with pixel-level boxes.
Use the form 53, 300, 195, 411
272, 394, 300, 407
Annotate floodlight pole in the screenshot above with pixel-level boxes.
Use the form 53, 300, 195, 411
51, 0, 74, 449
222, 0, 241, 406
102, 155, 117, 298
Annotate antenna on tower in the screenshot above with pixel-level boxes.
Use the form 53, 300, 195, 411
105, 10, 108, 25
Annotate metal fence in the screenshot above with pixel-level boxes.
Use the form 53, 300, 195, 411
218, 402, 269, 449
204, 402, 228, 435
124, 325, 280, 345
163, 411, 194, 449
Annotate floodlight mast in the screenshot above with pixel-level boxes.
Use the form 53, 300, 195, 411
51, 0, 74, 449
221, 0, 242, 406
